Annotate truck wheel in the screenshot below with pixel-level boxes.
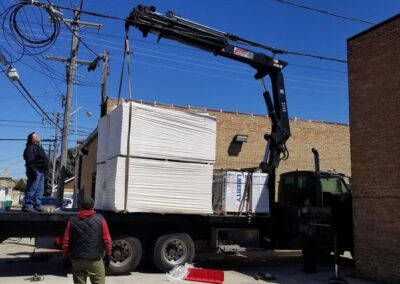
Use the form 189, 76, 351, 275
107, 236, 142, 275
153, 233, 195, 272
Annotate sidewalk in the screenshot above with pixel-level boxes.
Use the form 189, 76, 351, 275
0, 238, 377, 284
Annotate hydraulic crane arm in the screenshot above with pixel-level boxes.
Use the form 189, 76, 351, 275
125, 5, 291, 174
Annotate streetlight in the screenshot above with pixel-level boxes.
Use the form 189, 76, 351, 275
70, 106, 92, 117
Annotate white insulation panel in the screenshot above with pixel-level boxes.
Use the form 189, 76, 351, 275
95, 156, 214, 214
96, 115, 110, 164
98, 102, 216, 163
212, 171, 269, 214
94, 163, 106, 209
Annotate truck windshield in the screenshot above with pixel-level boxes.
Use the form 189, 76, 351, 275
320, 176, 348, 196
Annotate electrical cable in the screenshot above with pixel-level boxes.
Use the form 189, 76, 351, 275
62, 20, 99, 58
80, 30, 348, 75
52, 3, 348, 63
272, 0, 375, 25
15, 79, 60, 129
0, 62, 62, 130
71, 31, 348, 89
3, 8, 348, 81
0, 1, 61, 63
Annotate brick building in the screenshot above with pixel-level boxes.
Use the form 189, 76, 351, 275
76, 100, 350, 201
348, 14, 400, 283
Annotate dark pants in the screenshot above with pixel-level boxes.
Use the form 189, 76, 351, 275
302, 233, 317, 273
71, 258, 105, 284
24, 171, 44, 210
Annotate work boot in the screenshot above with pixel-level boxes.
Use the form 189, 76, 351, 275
23, 207, 38, 213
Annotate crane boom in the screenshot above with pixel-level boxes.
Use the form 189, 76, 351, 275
125, 5, 291, 194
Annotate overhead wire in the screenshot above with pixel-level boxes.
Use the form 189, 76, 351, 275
0, 1, 61, 63
52, 3, 348, 63
62, 19, 99, 58
0, 2, 66, 99
273, 0, 376, 25
0, 2, 349, 113
3, 10, 346, 82
0, 63, 61, 130
71, 32, 348, 90
78, 29, 348, 76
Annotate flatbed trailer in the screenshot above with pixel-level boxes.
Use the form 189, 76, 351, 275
0, 209, 274, 274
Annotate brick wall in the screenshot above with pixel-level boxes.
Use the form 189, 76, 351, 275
77, 135, 98, 200
208, 111, 350, 179
348, 14, 400, 283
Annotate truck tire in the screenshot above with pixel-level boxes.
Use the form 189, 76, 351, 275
153, 233, 195, 272
107, 236, 142, 275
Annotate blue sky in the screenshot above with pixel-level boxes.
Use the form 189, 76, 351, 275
0, 0, 399, 179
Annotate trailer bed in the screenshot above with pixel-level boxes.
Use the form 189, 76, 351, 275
0, 209, 271, 240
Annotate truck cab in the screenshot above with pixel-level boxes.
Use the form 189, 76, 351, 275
275, 170, 353, 254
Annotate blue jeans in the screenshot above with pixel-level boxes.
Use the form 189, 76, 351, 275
24, 171, 44, 209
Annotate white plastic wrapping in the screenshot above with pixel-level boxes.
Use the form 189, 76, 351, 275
97, 115, 110, 164
212, 171, 269, 215
95, 156, 214, 214
94, 163, 106, 209
97, 102, 216, 163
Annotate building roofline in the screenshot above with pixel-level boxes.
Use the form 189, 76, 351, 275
108, 98, 349, 126
348, 13, 400, 42
78, 127, 98, 150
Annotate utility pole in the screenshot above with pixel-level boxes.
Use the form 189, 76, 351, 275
47, 8, 102, 207
100, 51, 109, 117
51, 112, 60, 193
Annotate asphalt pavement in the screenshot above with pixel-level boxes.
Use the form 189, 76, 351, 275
0, 238, 378, 284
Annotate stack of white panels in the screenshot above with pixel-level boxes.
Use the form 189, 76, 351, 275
96, 102, 216, 163
97, 116, 109, 164
96, 157, 213, 214
251, 173, 270, 214
94, 163, 106, 209
95, 102, 216, 214
212, 171, 270, 215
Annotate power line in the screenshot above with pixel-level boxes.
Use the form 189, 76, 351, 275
13, 77, 61, 130
52, 3, 347, 63
71, 32, 348, 88
273, 0, 376, 25
62, 20, 100, 58
0, 138, 55, 141
0, 60, 60, 129
0, 119, 93, 130
4, 14, 349, 78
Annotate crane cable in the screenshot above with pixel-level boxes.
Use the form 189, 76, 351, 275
117, 30, 133, 102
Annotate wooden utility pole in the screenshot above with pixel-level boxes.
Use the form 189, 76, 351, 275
47, 8, 102, 207
51, 112, 60, 193
101, 51, 109, 117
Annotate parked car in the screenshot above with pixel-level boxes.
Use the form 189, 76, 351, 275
40, 197, 73, 211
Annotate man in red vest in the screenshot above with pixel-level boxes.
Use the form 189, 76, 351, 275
62, 197, 112, 284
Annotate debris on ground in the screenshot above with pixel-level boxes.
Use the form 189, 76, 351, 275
254, 272, 276, 281
166, 263, 224, 283
24, 273, 44, 282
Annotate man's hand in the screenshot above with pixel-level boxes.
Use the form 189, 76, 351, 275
103, 255, 111, 268
62, 258, 71, 269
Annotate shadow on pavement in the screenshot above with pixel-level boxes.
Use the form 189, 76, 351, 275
0, 251, 68, 278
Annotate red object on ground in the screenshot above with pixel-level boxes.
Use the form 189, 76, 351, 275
185, 268, 224, 284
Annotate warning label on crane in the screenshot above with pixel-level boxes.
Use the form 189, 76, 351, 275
233, 47, 254, 59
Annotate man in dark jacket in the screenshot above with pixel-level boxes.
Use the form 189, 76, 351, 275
62, 197, 112, 284
23, 132, 49, 212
